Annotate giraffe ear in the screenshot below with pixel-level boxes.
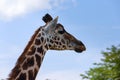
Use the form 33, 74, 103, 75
51, 16, 58, 26
42, 13, 53, 23
48, 16, 58, 28
47, 16, 58, 27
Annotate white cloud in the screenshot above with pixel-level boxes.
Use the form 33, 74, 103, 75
0, 0, 67, 20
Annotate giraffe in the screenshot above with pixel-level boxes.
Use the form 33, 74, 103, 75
8, 14, 86, 80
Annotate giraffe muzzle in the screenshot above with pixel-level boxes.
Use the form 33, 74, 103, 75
74, 40, 86, 53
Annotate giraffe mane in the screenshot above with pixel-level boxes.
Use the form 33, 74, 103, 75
18, 27, 42, 63
9, 14, 52, 79
9, 27, 42, 79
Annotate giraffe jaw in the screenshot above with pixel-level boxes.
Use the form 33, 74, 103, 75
75, 48, 86, 53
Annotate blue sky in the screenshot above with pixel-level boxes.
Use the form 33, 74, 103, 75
0, 0, 120, 80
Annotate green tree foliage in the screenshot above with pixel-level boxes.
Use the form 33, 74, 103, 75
80, 45, 120, 80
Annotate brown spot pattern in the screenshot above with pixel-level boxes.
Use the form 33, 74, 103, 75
44, 44, 48, 50
34, 68, 38, 78
17, 73, 26, 80
41, 37, 44, 42
22, 57, 34, 70
35, 39, 41, 45
28, 70, 34, 80
35, 54, 41, 68
37, 46, 43, 53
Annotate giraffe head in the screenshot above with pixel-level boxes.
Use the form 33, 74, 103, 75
42, 14, 86, 53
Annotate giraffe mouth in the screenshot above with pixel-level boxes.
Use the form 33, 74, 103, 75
75, 45, 86, 53
73, 40, 86, 53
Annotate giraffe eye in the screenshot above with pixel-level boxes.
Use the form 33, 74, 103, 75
58, 30, 64, 34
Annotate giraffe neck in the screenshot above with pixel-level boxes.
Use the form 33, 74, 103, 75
8, 27, 48, 80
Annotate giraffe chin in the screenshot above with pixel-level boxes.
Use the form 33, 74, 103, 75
74, 49, 83, 53
74, 46, 86, 53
